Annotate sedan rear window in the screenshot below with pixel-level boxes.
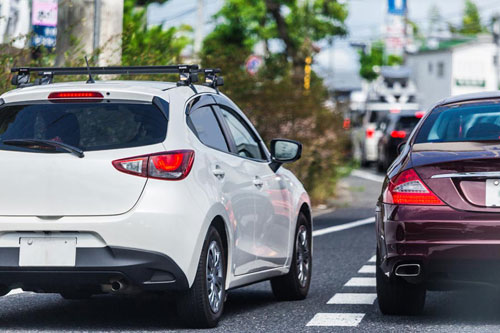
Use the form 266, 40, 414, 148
0, 102, 167, 151
416, 103, 500, 143
396, 116, 420, 131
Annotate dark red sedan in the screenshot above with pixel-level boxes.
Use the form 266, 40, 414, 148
376, 92, 500, 315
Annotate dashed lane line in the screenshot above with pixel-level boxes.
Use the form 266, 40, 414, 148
368, 255, 376, 263
358, 265, 376, 274
327, 293, 377, 305
345, 277, 377, 287
306, 313, 366, 327
312, 217, 375, 237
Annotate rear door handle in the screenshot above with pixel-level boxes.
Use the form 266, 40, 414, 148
213, 166, 225, 179
253, 177, 264, 189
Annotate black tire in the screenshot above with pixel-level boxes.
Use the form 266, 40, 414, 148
376, 251, 426, 315
177, 226, 226, 328
60, 291, 93, 300
270, 213, 312, 301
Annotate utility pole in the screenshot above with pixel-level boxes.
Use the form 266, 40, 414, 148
194, 0, 204, 55
56, 0, 123, 66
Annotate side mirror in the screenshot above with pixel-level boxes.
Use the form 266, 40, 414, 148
397, 141, 407, 154
270, 139, 302, 172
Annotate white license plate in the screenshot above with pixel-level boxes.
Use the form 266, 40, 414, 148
19, 237, 76, 267
486, 179, 500, 207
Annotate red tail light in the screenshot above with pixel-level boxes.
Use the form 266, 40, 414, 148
390, 130, 406, 139
384, 169, 444, 205
415, 111, 425, 118
366, 128, 375, 139
112, 150, 194, 180
48, 91, 104, 99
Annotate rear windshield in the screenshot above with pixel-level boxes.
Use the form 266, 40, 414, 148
368, 110, 389, 124
396, 116, 420, 131
0, 102, 167, 152
416, 102, 500, 143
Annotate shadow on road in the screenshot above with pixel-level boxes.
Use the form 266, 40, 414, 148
0, 288, 279, 331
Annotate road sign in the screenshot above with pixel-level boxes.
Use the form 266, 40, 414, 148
245, 55, 263, 76
32, 25, 57, 48
31, 0, 58, 49
388, 0, 406, 16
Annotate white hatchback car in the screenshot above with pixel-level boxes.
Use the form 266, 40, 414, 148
0, 65, 312, 327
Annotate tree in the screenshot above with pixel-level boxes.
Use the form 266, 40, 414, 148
358, 42, 402, 81
201, 0, 350, 203
460, 0, 485, 35
121, 0, 191, 67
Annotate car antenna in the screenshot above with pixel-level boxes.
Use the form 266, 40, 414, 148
84, 56, 95, 84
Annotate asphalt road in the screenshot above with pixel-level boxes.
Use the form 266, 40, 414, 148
3, 168, 500, 332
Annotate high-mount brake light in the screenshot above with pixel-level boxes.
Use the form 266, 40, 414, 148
48, 91, 104, 99
384, 168, 444, 205
391, 130, 407, 139
112, 150, 194, 181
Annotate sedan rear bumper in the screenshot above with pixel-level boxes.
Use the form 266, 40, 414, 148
0, 246, 188, 293
378, 204, 500, 289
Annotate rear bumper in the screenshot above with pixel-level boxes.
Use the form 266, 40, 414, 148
378, 203, 500, 289
0, 246, 188, 293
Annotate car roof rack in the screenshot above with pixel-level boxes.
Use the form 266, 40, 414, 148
10, 65, 223, 91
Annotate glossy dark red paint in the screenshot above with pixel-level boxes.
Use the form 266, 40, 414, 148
377, 95, 500, 289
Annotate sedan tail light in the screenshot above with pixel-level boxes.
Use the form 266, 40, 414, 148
112, 150, 194, 180
366, 128, 375, 139
384, 168, 444, 205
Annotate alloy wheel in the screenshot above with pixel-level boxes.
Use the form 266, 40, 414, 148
296, 225, 310, 288
206, 240, 223, 313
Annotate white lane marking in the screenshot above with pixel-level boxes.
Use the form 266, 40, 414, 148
306, 313, 365, 327
368, 255, 376, 263
351, 169, 385, 183
6, 288, 23, 296
327, 293, 377, 305
358, 265, 376, 274
312, 217, 375, 237
345, 277, 376, 287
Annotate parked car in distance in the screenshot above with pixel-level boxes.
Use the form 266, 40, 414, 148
0, 65, 313, 328
376, 109, 424, 172
376, 91, 500, 315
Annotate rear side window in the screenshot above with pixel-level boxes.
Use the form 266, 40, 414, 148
0, 102, 167, 151
188, 106, 229, 152
416, 102, 500, 143
219, 108, 264, 160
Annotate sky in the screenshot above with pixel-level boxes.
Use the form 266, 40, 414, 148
148, 0, 500, 89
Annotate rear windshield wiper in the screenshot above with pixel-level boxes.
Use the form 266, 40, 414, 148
2, 139, 85, 158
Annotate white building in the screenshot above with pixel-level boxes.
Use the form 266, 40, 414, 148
406, 35, 499, 110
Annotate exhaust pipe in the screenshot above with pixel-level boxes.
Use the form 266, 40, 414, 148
110, 280, 127, 292
395, 264, 421, 277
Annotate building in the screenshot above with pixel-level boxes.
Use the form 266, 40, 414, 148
406, 35, 499, 110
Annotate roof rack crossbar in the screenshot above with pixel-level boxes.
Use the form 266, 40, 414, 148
9, 65, 223, 89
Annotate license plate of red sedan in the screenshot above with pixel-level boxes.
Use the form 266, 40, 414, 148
485, 179, 500, 207
19, 237, 76, 267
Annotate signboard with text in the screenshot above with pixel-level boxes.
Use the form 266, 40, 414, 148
31, 0, 58, 48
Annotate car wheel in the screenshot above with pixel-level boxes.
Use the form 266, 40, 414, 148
270, 213, 312, 301
376, 251, 425, 315
177, 226, 226, 328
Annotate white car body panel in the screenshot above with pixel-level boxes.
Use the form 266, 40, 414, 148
0, 81, 311, 290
